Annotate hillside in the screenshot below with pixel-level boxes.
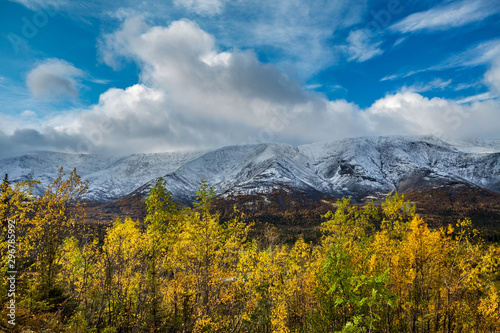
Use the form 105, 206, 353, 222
1, 135, 499, 205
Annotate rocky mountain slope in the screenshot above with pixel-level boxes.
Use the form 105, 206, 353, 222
1, 136, 499, 203
0, 150, 206, 201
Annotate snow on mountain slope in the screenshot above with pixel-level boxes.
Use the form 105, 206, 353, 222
299, 136, 500, 197
155, 143, 331, 203
0, 150, 206, 201
131, 136, 499, 203
1, 136, 499, 203
447, 138, 500, 154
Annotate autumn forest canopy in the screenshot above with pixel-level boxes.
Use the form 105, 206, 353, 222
1, 168, 500, 332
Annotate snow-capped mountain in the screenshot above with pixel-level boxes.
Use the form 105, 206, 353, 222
0, 150, 206, 201
1, 136, 499, 203
134, 136, 500, 203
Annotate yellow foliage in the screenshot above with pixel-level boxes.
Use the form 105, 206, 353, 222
6, 176, 500, 332
478, 285, 500, 330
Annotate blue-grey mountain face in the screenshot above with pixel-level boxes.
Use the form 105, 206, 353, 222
1, 136, 499, 203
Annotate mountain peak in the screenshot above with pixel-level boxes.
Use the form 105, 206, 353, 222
1, 136, 498, 203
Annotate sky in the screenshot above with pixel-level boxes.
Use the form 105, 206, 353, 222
0, 0, 499, 155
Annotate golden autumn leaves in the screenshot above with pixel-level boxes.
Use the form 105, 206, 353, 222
0, 169, 499, 332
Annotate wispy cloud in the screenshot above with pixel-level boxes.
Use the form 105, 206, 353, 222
436, 39, 500, 70
402, 78, 452, 93
173, 0, 226, 15
11, 0, 366, 79
343, 29, 383, 62
328, 84, 344, 91
230, 0, 367, 77
454, 82, 480, 91
393, 37, 406, 47
380, 73, 401, 82
390, 0, 500, 34
456, 92, 495, 104
381, 38, 500, 81
9, 0, 68, 11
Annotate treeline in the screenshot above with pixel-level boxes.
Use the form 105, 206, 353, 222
1, 168, 500, 332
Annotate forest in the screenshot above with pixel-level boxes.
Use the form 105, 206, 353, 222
1, 167, 500, 332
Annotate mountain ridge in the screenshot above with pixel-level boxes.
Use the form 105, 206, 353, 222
1, 135, 499, 203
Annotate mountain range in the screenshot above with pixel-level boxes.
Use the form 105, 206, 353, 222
1, 135, 499, 204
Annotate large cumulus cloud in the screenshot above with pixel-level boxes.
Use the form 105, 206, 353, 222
1, 18, 500, 155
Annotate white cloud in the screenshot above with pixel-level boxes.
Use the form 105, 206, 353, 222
2, 18, 500, 155
365, 92, 500, 140
9, 0, 68, 11
403, 78, 452, 93
343, 29, 383, 62
173, 0, 226, 15
437, 39, 500, 70
393, 37, 406, 47
20, 110, 36, 118
26, 58, 85, 99
66, 18, 326, 152
484, 57, 500, 96
454, 82, 480, 91
456, 92, 494, 104
390, 0, 500, 34
100, 18, 312, 118
380, 74, 399, 82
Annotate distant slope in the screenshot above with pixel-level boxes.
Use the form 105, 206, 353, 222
0, 150, 206, 201
1, 136, 499, 203
298, 136, 500, 199
133, 136, 500, 203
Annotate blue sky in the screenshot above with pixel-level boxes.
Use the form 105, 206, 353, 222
0, 0, 499, 154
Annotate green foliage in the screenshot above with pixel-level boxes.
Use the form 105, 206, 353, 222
321, 197, 378, 243
312, 242, 395, 332
145, 177, 179, 227
194, 179, 217, 215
